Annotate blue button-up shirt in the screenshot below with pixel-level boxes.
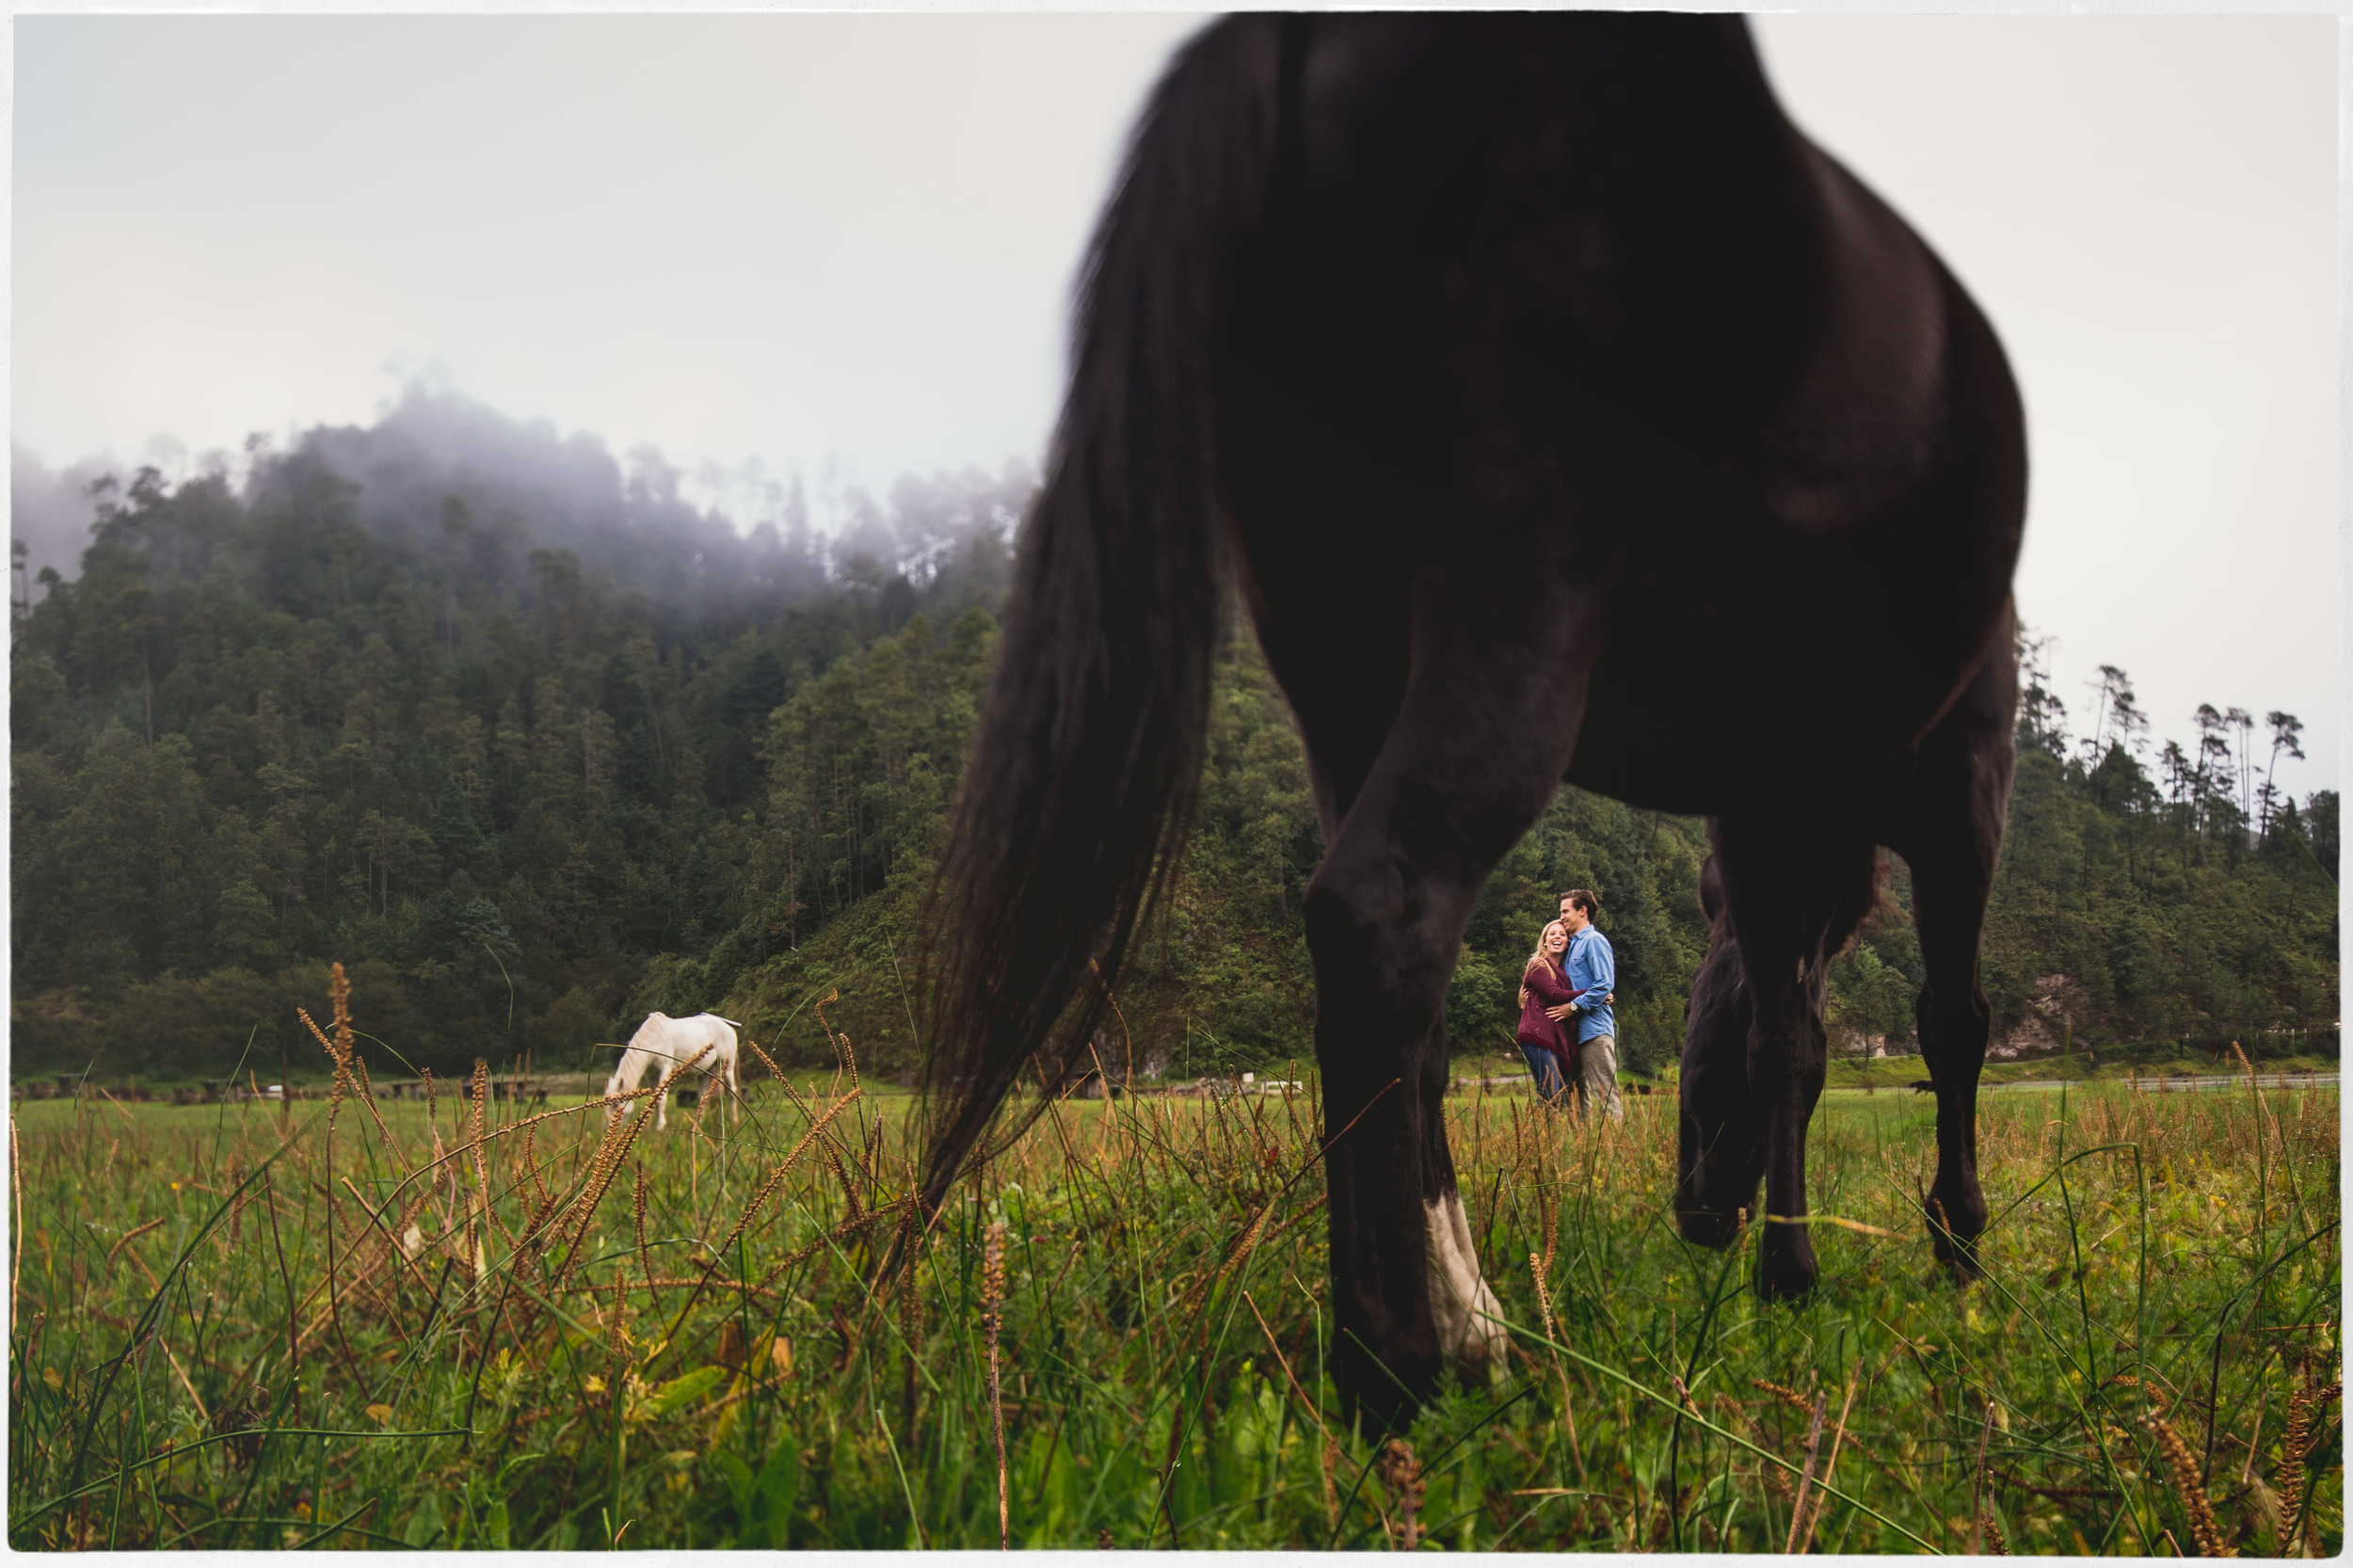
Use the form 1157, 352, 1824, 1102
1564, 924, 1616, 1044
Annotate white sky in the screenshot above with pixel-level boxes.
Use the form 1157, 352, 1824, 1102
10, 10, 2341, 800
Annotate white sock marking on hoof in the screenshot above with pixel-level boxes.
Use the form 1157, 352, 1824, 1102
1425, 1192, 1508, 1369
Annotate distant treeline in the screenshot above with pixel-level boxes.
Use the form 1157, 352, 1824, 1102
9, 393, 2337, 1081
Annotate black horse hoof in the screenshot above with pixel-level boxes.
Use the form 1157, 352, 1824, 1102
1754, 1254, 1819, 1304
1929, 1231, 1984, 1280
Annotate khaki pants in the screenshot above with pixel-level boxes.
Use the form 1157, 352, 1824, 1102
1575, 1034, 1624, 1124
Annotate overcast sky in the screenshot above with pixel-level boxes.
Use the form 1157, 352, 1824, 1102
12, 11, 2339, 800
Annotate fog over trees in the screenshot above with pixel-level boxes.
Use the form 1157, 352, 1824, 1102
8, 391, 2337, 1084
12, 445, 119, 592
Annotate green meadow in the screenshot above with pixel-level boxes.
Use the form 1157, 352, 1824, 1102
7, 1049, 2339, 1552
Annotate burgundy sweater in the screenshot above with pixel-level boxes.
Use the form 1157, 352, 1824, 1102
1517, 960, 1586, 1061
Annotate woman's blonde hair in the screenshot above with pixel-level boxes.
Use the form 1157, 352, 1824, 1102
1526, 920, 1567, 978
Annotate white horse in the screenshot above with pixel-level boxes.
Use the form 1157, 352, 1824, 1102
605, 1012, 742, 1130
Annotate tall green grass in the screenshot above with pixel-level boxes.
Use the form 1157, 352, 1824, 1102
8, 1031, 2339, 1551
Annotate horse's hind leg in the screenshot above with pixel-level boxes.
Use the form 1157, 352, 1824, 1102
1888, 639, 2017, 1276
1707, 816, 1881, 1300
1294, 584, 1607, 1424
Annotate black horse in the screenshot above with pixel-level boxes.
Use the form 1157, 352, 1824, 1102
921, 13, 2023, 1423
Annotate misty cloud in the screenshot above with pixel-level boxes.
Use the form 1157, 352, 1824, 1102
19, 387, 1036, 639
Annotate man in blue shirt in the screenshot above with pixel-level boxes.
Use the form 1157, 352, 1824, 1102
1559, 888, 1623, 1123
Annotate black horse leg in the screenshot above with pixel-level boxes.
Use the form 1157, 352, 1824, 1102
1675, 855, 1767, 1246
1889, 638, 2017, 1274
1295, 592, 1603, 1426
1707, 815, 1881, 1299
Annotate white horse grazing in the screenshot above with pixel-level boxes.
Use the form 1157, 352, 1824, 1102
606, 1012, 742, 1130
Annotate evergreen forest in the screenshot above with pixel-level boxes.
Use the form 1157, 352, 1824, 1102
9, 392, 2339, 1085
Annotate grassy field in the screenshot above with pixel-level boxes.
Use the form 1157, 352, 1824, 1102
7, 1034, 2340, 1551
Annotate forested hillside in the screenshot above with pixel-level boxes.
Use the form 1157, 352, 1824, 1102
9, 394, 2337, 1083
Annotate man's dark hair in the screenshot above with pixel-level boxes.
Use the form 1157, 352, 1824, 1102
1561, 888, 1599, 919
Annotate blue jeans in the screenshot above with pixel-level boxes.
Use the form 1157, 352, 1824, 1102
1519, 1043, 1568, 1105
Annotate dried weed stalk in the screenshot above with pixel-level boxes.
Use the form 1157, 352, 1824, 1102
1785, 1389, 1828, 1555
984, 1219, 1010, 1550
1793, 1361, 1863, 1553
2275, 1367, 2343, 1553
539, 1052, 704, 1300
2144, 1408, 2233, 1557
1377, 1438, 1424, 1551
468, 1059, 516, 1256
610, 1272, 630, 1367
632, 1160, 653, 1288
1529, 1250, 1587, 1485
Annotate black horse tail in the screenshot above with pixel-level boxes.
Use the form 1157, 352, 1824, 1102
918, 18, 1290, 1215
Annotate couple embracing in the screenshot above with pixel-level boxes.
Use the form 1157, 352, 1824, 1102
1515, 888, 1624, 1123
